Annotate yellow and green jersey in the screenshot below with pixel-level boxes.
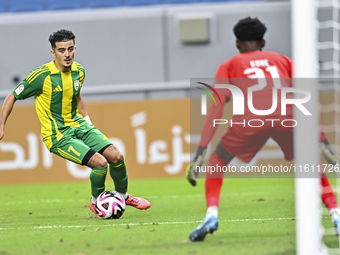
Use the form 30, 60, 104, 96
12, 60, 86, 150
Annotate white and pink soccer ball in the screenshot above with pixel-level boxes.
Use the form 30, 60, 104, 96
95, 190, 126, 219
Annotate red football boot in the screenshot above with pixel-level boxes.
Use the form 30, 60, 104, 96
89, 199, 101, 219
125, 194, 151, 210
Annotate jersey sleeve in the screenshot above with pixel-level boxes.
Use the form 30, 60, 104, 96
12, 69, 45, 100
80, 69, 85, 86
198, 62, 231, 148
215, 62, 232, 101
73, 62, 85, 90
319, 117, 328, 142
284, 55, 294, 79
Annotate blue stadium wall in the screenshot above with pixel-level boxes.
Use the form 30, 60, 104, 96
0, 1, 292, 102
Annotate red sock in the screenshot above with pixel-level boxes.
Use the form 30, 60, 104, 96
320, 172, 338, 209
205, 152, 225, 208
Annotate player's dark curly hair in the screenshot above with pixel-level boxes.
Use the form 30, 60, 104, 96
49, 29, 75, 49
233, 17, 267, 42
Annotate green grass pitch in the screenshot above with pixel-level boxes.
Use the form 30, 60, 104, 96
0, 177, 339, 255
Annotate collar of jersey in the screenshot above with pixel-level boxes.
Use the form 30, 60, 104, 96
48, 60, 77, 74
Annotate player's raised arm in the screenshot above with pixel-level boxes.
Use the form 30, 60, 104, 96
186, 84, 230, 187
0, 92, 17, 140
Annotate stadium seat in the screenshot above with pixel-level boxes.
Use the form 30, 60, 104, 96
202, 0, 241, 2
86, 0, 122, 8
163, 0, 197, 4
125, 0, 160, 6
9, 0, 45, 12
48, 0, 84, 10
0, 0, 8, 13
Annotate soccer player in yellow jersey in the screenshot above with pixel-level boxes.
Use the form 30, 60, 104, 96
0, 29, 151, 217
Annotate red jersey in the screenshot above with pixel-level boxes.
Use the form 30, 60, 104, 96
216, 50, 293, 120
199, 50, 326, 152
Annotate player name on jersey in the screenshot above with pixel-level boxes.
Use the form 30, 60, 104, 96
249, 59, 269, 68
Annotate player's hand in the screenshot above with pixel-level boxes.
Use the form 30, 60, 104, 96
84, 115, 95, 127
186, 147, 207, 187
320, 140, 340, 165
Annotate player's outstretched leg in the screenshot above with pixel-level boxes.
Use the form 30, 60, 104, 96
189, 206, 219, 241
109, 160, 151, 210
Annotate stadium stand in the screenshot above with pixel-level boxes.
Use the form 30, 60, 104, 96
0, 0, 7, 13
163, 0, 197, 5
48, 0, 84, 10
86, 0, 122, 8
0, 0, 267, 13
9, 0, 45, 12
201, 0, 238, 2
125, 0, 161, 6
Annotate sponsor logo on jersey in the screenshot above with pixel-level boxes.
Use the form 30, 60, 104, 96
74, 80, 79, 91
15, 84, 24, 95
53, 85, 62, 92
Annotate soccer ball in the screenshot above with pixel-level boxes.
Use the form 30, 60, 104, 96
95, 190, 126, 219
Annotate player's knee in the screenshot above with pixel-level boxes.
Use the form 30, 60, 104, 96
117, 152, 124, 162
114, 151, 124, 164
97, 157, 108, 168
102, 145, 124, 164
87, 153, 108, 169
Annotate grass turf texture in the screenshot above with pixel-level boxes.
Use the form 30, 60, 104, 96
0, 177, 339, 255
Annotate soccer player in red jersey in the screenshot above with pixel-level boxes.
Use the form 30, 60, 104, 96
187, 17, 340, 241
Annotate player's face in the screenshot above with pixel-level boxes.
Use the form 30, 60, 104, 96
51, 40, 76, 73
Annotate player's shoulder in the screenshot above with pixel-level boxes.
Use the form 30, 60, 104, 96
237, 50, 293, 66
72, 61, 85, 72
217, 55, 236, 69
220, 52, 255, 67
262, 50, 292, 61
26, 63, 51, 84
259, 50, 283, 56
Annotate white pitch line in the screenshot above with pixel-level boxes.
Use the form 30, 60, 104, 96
0, 217, 295, 231
2, 192, 272, 205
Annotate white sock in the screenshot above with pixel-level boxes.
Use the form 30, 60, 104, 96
329, 208, 340, 222
119, 192, 128, 200
206, 206, 218, 219
91, 196, 97, 204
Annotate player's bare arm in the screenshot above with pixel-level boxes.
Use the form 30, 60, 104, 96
0, 92, 17, 140
77, 94, 93, 126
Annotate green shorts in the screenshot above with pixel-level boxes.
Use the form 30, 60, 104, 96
50, 124, 112, 165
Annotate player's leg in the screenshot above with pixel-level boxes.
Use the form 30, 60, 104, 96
86, 152, 109, 206
190, 125, 269, 241
273, 127, 340, 235
190, 141, 234, 242
49, 135, 108, 218
101, 145, 127, 196
320, 171, 340, 235
79, 127, 151, 210
101, 145, 151, 210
